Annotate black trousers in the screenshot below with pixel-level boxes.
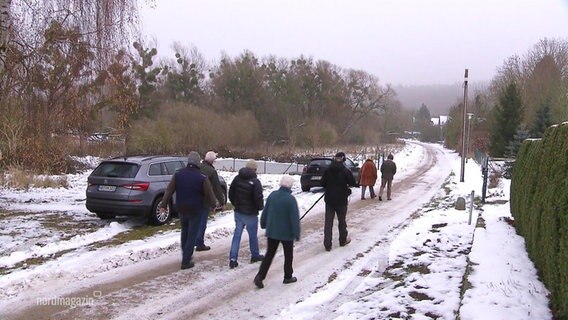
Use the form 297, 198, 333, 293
324, 202, 348, 249
256, 238, 294, 280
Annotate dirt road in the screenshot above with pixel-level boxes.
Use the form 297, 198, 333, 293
6, 142, 451, 320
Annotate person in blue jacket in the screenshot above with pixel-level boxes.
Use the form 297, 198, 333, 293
160, 151, 216, 270
254, 175, 301, 289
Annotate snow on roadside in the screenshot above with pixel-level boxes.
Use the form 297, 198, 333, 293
278, 146, 552, 320
0, 221, 130, 268
459, 179, 552, 320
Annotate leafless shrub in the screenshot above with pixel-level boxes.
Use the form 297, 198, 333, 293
489, 168, 502, 189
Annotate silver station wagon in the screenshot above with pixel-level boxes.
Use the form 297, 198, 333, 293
86, 155, 227, 225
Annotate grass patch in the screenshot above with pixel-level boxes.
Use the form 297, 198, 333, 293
1, 166, 69, 190
90, 220, 181, 249
475, 216, 486, 229
409, 291, 434, 301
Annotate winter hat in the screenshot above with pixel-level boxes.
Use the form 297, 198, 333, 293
187, 151, 201, 165
205, 151, 217, 162
246, 159, 258, 170
280, 175, 295, 189
387, 154, 394, 160
334, 152, 346, 162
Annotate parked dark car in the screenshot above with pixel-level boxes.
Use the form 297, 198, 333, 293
86, 155, 227, 225
300, 157, 360, 192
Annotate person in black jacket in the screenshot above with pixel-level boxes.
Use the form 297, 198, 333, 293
321, 152, 357, 251
160, 151, 216, 269
378, 153, 397, 201
228, 159, 265, 269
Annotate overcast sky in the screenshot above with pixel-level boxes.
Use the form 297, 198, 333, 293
140, 0, 568, 86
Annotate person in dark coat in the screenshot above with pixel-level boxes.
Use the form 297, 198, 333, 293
228, 159, 265, 269
379, 153, 397, 201
195, 151, 225, 251
254, 175, 301, 288
359, 158, 378, 200
321, 152, 357, 251
160, 151, 216, 269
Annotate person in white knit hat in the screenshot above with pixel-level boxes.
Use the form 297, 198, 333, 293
254, 175, 301, 288
195, 151, 225, 251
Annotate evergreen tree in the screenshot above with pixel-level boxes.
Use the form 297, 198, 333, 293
489, 82, 523, 157
505, 125, 530, 158
530, 100, 552, 138
416, 103, 431, 121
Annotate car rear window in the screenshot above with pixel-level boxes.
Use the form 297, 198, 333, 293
91, 162, 139, 178
309, 159, 332, 167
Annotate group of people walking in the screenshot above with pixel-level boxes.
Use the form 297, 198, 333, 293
359, 153, 397, 201
160, 150, 396, 288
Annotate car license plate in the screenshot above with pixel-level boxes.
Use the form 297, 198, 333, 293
98, 185, 116, 192
311, 176, 322, 181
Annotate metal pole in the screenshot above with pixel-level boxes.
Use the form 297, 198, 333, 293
468, 190, 474, 225
481, 157, 488, 203
460, 69, 468, 182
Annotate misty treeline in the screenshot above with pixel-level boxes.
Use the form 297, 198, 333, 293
443, 38, 568, 158
0, 0, 409, 173
1, 1, 567, 174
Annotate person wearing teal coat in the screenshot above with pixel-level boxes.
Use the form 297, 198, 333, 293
254, 175, 301, 289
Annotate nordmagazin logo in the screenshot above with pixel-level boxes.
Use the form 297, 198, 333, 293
36, 291, 101, 308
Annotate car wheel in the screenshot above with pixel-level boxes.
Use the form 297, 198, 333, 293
301, 184, 310, 192
95, 213, 115, 220
148, 196, 171, 225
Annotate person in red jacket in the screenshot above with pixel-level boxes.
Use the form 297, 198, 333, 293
359, 158, 378, 200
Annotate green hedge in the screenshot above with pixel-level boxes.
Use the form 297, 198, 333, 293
510, 122, 568, 319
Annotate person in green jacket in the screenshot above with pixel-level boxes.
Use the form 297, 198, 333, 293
254, 175, 301, 289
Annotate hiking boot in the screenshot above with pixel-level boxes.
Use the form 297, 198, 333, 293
181, 260, 195, 269
340, 237, 351, 247
195, 245, 211, 251
250, 255, 265, 263
378, 196, 383, 201
283, 276, 297, 284
229, 260, 238, 269
254, 275, 264, 289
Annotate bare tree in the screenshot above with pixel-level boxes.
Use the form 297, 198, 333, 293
9, 0, 143, 66
341, 69, 395, 138
0, 0, 10, 73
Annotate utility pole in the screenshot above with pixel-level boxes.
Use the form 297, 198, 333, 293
460, 69, 468, 182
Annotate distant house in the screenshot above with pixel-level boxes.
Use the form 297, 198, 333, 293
430, 115, 449, 142
431, 115, 448, 126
